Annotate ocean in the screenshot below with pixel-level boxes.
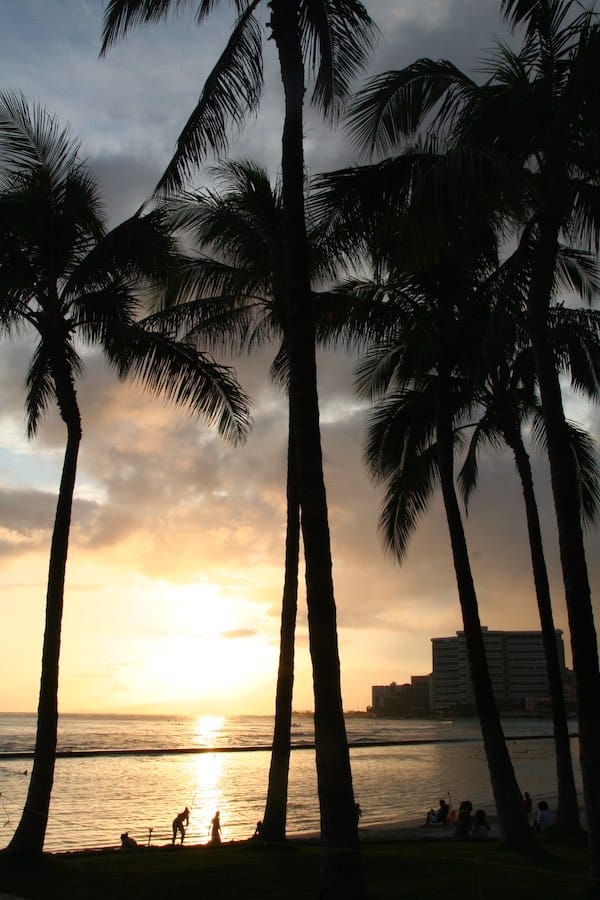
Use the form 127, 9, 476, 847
0, 713, 580, 852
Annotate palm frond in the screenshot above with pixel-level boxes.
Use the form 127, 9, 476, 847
0, 90, 81, 185
567, 420, 600, 528
457, 417, 504, 511
378, 442, 439, 562
25, 338, 83, 438
144, 292, 258, 354
108, 322, 252, 443
347, 60, 476, 157
155, 3, 263, 194
64, 206, 179, 302
301, 0, 377, 119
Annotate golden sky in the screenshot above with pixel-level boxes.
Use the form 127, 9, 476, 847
0, 0, 598, 717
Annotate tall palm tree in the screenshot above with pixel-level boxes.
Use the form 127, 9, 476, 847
346, 0, 600, 872
458, 302, 600, 831
153, 159, 338, 843
353, 252, 531, 848
101, 4, 376, 891
0, 92, 251, 856
154, 160, 371, 841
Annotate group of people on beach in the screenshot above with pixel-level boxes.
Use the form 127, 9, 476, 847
120, 806, 222, 850
423, 790, 554, 840
424, 797, 490, 839
171, 806, 222, 846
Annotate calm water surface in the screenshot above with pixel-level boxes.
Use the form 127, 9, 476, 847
0, 713, 580, 851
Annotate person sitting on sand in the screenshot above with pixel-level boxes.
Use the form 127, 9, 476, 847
471, 809, 490, 840
172, 806, 189, 845
454, 800, 473, 839
435, 798, 450, 824
210, 810, 222, 844
532, 800, 555, 832
425, 798, 449, 826
121, 832, 138, 850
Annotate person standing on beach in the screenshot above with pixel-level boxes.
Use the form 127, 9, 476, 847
210, 810, 222, 844
172, 806, 189, 845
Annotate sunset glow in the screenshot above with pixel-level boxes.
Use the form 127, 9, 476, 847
0, 1, 598, 721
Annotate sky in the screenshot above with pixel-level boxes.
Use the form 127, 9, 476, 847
0, 0, 598, 718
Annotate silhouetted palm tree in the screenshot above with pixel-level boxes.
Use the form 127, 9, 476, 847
101, 4, 376, 890
346, 0, 600, 870
153, 159, 339, 842
458, 301, 600, 831
353, 250, 532, 849
0, 92, 250, 856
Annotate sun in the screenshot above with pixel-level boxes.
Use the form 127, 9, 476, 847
137, 580, 278, 710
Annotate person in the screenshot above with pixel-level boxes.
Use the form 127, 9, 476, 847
354, 803, 363, 826
210, 810, 222, 844
533, 800, 555, 832
471, 809, 490, 840
425, 798, 449, 826
436, 798, 450, 824
172, 806, 189, 845
120, 832, 138, 850
523, 791, 532, 824
454, 800, 473, 839
252, 820, 263, 839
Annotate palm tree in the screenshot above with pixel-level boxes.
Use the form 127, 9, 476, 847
458, 301, 600, 831
0, 91, 251, 856
353, 253, 532, 848
101, 4, 376, 891
153, 159, 336, 843
152, 159, 368, 842
346, 0, 600, 871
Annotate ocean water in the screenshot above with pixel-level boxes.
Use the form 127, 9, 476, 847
0, 713, 580, 852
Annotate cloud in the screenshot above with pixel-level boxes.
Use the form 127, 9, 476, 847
221, 629, 257, 640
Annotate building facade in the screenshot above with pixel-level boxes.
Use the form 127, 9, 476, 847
371, 675, 432, 717
431, 627, 567, 714
370, 627, 571, 717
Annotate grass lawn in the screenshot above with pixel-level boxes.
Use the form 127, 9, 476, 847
0, 833, 596, 899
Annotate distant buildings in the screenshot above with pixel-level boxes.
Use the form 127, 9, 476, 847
370, 627, 574, 717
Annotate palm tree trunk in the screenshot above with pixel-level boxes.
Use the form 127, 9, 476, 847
5, 371, 82, 855
270, 3, 363, 896
527, 218, 600, 875
261, 413, 299, 842
435, 370, 531, 849
506, 423, 580, 829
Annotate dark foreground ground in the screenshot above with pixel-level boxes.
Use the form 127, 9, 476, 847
1, 830, 598, 899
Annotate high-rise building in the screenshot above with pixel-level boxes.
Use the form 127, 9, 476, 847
371, 675, 432, 716
431, 627, 567, 714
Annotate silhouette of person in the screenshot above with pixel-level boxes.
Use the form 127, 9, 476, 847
354, 803, 363, 826
210, 810, 222, 844
121, 832, 138, 850
533, 800, 555, 832
253, 820, 263, 839
172, 806, 189, 845
454, 800, 473, 839
471, 809, 490, 840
